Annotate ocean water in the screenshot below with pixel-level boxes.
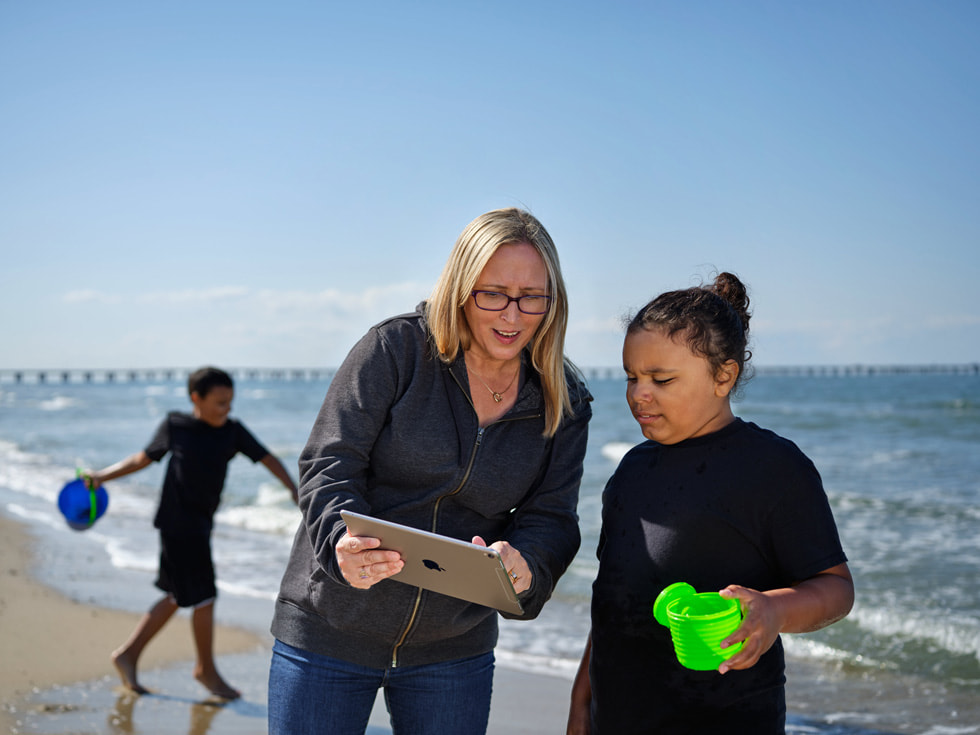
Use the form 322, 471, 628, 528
1, 369, 978, 734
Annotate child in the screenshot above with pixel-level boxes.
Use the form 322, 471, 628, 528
567, 274, 854, 734
86, 366, 299, 699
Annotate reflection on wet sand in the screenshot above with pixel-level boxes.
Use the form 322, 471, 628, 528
108, 691, 230, 735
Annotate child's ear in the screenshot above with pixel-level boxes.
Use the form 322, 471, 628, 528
714, 360, 739, 398
190, 391, 203, 407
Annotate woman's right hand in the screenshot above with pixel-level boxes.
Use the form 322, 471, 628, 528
335, 532, 404, 589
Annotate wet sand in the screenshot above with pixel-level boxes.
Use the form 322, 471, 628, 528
0, 513, 574, 734
0, 514, 265, 731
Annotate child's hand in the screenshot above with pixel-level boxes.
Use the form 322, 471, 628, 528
716, 585, 782, 674
716, 566, 854, 674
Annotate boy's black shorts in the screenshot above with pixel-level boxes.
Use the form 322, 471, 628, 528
155, 531, 217, 607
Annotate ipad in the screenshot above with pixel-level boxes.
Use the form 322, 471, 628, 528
340, 510, 524, 615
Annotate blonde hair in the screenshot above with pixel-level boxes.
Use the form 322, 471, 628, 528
426, 208, 578, 437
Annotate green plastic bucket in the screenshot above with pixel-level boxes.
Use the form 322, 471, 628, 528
653, 582, 743, 671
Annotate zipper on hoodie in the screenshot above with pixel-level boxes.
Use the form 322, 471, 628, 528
389, 426, 486, 667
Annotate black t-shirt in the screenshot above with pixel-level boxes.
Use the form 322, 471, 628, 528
145, 412, 268, 534
590, 418, 847, 733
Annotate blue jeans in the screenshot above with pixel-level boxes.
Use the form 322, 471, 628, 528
268, 639, 495, 735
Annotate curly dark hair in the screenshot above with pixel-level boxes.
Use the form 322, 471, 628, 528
626, 272, 753, 392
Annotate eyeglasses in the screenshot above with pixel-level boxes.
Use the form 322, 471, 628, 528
470, 290, 552, 315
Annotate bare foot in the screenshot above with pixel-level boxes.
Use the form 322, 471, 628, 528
193, 668, 241, 700
111, 649, 150, 695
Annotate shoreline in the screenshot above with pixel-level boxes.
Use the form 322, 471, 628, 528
0, 512, 576, 734
0, 513, 267, 732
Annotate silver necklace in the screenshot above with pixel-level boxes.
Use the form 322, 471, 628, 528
470, 365, 519, 403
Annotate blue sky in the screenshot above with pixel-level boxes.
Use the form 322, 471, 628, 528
2, 1, 978, 370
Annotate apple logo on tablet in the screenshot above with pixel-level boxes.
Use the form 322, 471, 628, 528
423, 559, 446, 572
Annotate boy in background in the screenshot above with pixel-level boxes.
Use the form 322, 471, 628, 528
87, 366, 298, 699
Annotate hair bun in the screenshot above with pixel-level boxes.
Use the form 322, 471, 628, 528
711, 272, 751, 336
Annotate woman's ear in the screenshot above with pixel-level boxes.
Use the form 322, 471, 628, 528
714, 360, 739, 398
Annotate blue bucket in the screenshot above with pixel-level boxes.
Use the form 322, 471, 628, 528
57, 478, 109, 531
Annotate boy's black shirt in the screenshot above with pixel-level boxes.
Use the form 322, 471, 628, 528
145, 412, 268, 534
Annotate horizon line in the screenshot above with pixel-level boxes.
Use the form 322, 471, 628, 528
1, 363, 978, 385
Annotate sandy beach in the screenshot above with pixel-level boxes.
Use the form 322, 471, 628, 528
0, 514, 574, 734
0, 514, 264, 731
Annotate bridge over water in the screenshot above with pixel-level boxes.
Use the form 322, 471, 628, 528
1, 363, 978, 385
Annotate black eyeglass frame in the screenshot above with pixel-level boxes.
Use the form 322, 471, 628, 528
470, 290, 553, 315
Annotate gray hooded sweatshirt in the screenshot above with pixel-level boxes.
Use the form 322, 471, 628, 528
271, 306, 592, 668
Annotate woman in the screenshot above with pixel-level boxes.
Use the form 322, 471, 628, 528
269, 208, 593, 734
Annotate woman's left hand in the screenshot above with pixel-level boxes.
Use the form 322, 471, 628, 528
715, 585, 781, 674
336, 532, 405, 589
472, 536, 532, 594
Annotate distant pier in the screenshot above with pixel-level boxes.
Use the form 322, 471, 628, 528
0, 367, 337, 385
0, 364, 978, 385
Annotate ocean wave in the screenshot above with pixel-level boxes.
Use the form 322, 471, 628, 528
216, 500, 301, 536
600, 441, 633, 464
864, 448, 916, 465
494, 648, 577, 679
103, 534, 158, 574
849, 605, 980, 662
940, 397, 980, 415
0, 441, 70, 504
783, 635, 881, 669
832, 490, 980, 528
5, 502, 64, 529
217, 578, 278, 601
39, 395, 81, 411
0, 438, 42, 466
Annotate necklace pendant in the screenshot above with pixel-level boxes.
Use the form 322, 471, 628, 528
492, 392, 502, 403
